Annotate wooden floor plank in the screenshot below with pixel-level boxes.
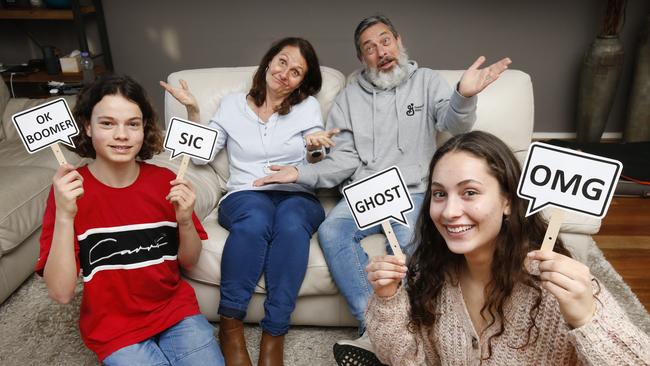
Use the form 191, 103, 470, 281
593, 197, 650, 313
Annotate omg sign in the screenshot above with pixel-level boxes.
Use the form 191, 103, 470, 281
517, 142, 622, 219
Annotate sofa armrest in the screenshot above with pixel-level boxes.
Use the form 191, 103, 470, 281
540, 208, 601, 235
148, 151, 223, 221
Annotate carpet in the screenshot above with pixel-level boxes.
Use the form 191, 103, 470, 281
1, 242, 648, 366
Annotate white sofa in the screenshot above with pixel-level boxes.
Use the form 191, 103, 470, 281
156, 66, 603, 327
0, 80, 80, 305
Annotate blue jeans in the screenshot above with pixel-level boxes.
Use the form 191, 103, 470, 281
318, 193, 424, 333
103, 315, 224, 366
217, 190, 325, 336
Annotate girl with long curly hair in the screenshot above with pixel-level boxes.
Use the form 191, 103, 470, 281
364, 131, 649, 365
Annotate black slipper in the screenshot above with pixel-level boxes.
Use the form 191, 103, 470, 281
333, 342, 387, 366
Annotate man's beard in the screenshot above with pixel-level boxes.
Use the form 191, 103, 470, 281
365, 46, 410, 90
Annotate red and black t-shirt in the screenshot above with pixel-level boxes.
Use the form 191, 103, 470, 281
36, 162, 208, 361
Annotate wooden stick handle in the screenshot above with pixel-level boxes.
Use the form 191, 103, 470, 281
50, 143, 67, 166
381, 221, 404, 258
540, 207, 565, 252
177, 155, 190, 180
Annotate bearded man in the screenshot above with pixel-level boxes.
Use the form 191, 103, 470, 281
254, 15, 511, 365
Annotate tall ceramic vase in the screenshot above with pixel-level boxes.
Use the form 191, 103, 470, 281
623, 15, 650, 142
576, 35, 624, 143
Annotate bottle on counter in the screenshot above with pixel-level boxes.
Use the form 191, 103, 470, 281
80, 52, 95, 85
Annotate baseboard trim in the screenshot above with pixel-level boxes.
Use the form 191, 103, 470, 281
532, 132, 623, 140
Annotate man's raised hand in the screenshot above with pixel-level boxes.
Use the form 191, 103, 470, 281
458, 56, 512, 97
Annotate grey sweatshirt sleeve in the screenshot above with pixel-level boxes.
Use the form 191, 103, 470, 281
296, 100, 361, 188
430, 76, 477, 136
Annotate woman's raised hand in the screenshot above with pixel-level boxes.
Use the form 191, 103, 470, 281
159, 79, 200, 121
527, 250, 597, 328
366, 255, 407, 298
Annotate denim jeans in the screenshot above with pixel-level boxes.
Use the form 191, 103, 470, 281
318, 193, 424, 333
103, 315, 224, 366
217, 190, 325, 336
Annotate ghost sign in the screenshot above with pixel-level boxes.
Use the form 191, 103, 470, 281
517, 142, 622, 219
12, 98, 78, 164
164, 117, 219, 161
342, 166, 413, 257
343, 166, 414, 230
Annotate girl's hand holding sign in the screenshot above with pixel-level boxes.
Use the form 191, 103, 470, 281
527, 249, 597, 328
366, 255, 407, 298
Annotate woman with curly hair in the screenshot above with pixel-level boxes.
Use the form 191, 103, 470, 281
364, 130, 649, 365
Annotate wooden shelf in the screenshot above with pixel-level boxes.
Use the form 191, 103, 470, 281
0, 0, 113, 78
2, 64, 105, 83
0, 7, 95, 20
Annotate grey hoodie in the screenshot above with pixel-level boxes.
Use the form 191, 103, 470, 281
297, 61, 477, 193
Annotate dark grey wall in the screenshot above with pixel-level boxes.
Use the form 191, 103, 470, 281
2, 0, 649, 134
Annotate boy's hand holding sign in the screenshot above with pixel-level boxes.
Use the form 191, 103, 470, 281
164, 117, 219, 179
11, 98, 78, 165
518, 142, 622, 251
342, 166, 414, 257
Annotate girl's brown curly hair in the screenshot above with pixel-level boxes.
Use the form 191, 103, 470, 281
68, 74, 163, 160
407, 131, 573, 361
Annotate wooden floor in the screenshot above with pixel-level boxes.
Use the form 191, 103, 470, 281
593, 197, 650, 312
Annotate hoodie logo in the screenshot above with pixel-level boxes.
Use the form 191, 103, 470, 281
406, 103, 424, 117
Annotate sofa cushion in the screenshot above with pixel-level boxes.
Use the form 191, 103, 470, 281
2, 95, 76, 143
0, 139, 84, 169
0, 166, 54, 255
184, 194, 388, 297
188, 205, 340, 296
147, 150, 223, 221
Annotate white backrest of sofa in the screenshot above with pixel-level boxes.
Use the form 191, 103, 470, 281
436, 70, 534, 155
165, 66, 346, 129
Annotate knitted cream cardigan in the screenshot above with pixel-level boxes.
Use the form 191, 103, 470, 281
366, 280, 650, 365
